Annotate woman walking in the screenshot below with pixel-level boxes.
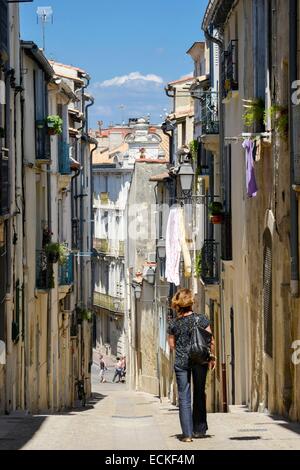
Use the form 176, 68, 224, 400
168, 288, 216, 443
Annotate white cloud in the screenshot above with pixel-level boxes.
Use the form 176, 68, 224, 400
96, 72, 164, 88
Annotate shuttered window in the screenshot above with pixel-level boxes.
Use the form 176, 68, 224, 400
0, 0, 8, 56
263, 230, 273, 357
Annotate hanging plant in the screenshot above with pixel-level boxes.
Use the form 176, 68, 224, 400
195, 251, 202, 278
45, 115, 63, 135
189, 140, 199, 162
264, 105, 288, 140
45, 242, 68, 265
243, 98, 265, 130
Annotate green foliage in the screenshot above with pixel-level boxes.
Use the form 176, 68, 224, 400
45, 115, 63, 135
195, 251, 202, 278
77, 307, 93, 323
45, 242, 68, 265
243, 98, 265, 128
189, 140, 199, 161
264, 105, 288, 140
208, 202, 223, 215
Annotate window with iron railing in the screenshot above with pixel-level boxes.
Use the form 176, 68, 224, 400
200, 91, 219, 135
201, 240, 220, 285
222, 40, 239, 99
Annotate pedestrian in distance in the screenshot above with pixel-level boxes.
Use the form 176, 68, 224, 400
168, 288, 216, 443
112, 357, 123, 383
99, 354, 107, 383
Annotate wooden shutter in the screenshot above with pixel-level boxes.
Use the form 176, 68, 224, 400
263, 230, 273, 357
0, 0, 8, 57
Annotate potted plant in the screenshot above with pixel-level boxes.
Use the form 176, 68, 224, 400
45, 242, 68, 264
209, 202, 224, 224
45, 115, 63, 135
243, 98, 265, 131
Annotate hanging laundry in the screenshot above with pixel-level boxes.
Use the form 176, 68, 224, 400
242, 139, 258, 198
178, 206, 192, 279
165, 206, 181, 286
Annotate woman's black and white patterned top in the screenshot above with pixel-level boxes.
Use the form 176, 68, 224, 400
168, 313, 210, 370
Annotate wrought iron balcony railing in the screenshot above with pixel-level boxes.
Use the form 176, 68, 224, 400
222, 40, 239, 98
94, 238, 125, 258
200, 91, 219, 135
58, 141, 71, 175
36, 250, 53, 290
201, 240, 220, 285
94, 291, 124, 313
59, 254, 74, 286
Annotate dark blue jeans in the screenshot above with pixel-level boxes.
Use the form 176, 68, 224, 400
175, 364, 208, 438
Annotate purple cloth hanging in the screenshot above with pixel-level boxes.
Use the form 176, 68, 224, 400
242, 139, 258, 198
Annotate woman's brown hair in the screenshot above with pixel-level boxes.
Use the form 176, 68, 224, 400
171, 288, 194, 318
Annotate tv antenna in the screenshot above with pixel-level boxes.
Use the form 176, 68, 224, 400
37, 6, 53, 52
118, 104, 125, 125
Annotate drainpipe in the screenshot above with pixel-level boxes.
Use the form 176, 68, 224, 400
289, 0, 299, 297
89, 138, 98, 309
85, 95, 94, 135
203, 24, 228, 412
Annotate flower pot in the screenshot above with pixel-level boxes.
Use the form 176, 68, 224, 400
47, 128, 57, 136
210, 214, 224, 225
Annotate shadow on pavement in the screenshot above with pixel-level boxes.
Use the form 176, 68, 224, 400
0, 416, 46, 450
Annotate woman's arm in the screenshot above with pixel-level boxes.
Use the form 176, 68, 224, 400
206, 325, 216, 370
168, 335, 176, 351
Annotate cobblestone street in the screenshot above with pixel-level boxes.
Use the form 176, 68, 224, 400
0, 364, 300, 451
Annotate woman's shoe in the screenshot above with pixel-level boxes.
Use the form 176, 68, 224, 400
180, 436, 193, 443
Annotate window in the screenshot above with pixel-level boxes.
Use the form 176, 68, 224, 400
0, 222, 7, 341
253, 0, 267, 100
263, 229, 273, 357
0, 0, 8, 56
181, 121, 186, 146
34, 69, 50, 160
221, 145, 232, 261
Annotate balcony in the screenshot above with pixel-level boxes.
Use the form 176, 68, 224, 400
100, 192, 109, 205
201, 240, 220, 285
0, 148, 9, 216
59, 254, 74, 286
119, 240, 125, 257
36, 250, 53, 290
201, 91, 219, 135
222, 40, 239, 99
94, 238, 125, 258
94, 238, 109, 254
94, 291, 124, 313
58, 141, 71, 175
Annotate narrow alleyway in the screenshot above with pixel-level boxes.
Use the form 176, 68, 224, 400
0, 358, 300, 450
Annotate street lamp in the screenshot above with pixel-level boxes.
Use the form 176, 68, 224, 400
144, 266, 156, 285
132, 283, 142, 300
157, 238, 166, 259
178, 158, 195, 193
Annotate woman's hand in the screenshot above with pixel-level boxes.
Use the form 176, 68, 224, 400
209, 360, 216, 371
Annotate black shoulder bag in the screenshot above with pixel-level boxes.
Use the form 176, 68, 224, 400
189, 316, 212, 366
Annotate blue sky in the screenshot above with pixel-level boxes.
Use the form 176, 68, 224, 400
21, 0, 206, 127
